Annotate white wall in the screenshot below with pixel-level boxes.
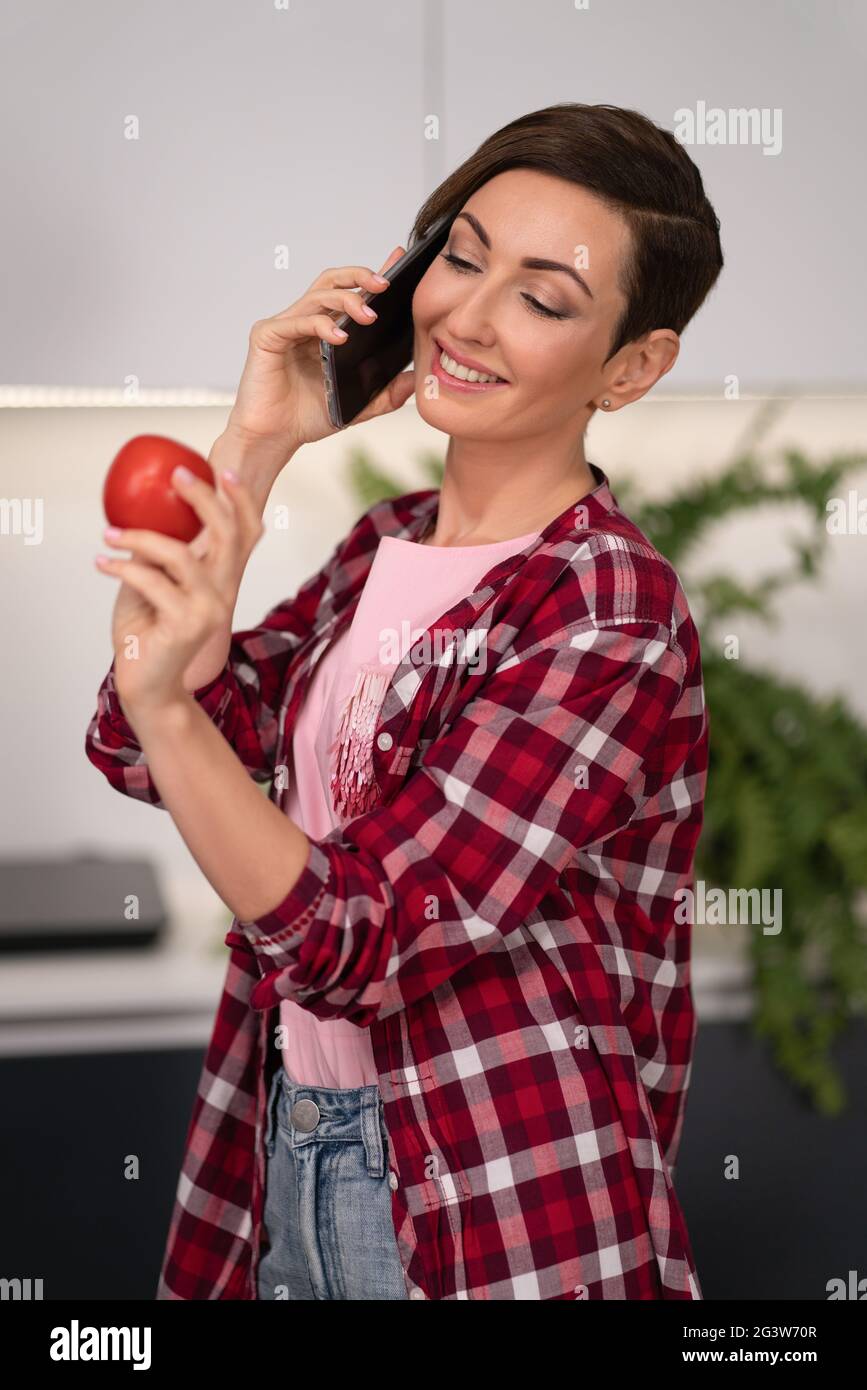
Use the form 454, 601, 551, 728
1, 0, 865, 391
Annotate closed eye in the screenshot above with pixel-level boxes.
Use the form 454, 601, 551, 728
440, 251, 569, 321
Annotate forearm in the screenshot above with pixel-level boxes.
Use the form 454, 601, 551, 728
125, 693, 310, 922
182, 426, 299, 693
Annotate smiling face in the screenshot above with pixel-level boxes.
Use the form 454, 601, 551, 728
412, 168, 662, 443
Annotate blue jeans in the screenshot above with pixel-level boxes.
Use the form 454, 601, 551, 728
257, 1065, 409, 1300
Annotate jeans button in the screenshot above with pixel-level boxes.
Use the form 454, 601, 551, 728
290, 1099, 320, 1132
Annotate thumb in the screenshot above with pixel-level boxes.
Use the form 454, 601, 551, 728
389, 369, 417, 408
353, 369, 416, 425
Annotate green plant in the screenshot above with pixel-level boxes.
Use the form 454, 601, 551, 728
343, 407, 867, 1115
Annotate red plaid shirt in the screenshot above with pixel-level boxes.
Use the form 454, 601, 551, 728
85, 463, 708, 1300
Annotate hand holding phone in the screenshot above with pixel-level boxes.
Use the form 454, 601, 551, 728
225, 247, 415, 455
320, 213, 454, 429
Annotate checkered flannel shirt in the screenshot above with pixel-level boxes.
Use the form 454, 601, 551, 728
85, 463, 708, 1300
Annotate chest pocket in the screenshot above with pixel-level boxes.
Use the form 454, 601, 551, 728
412, 626, 492, 746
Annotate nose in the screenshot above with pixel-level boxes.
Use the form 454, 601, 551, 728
442, 279, 500, 349
444, 303, 497, 353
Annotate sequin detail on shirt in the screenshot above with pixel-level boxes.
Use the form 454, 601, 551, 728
329, 662, 391, 818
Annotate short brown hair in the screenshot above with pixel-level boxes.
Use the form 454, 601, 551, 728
410, 102, 724, 364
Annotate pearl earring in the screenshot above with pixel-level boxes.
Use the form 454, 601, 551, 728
601, 399, 611, 408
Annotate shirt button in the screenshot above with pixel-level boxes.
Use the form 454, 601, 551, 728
387, 1170, 399, 1190
410, 1287, 426, 1300
376, 732, 393, 751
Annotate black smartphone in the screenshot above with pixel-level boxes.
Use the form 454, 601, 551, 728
319, 212, 454, 429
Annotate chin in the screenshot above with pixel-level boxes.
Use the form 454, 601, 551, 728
414, 393, 477, 438
414, 389, 453, 432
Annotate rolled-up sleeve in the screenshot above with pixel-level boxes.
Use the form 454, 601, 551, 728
233, 619, 688, 1025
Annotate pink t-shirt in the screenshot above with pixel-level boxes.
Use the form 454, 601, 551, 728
280, 524, 539, 1088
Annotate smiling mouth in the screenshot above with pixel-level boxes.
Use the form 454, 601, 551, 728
433, 338, 509, 386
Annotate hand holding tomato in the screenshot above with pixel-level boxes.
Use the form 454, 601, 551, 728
96, 462, 265, 715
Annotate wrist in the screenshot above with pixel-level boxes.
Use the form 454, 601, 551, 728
213, 425, 297, 511
119, 689, 195, 737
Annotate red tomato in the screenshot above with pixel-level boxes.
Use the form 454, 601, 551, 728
103, 435, 215, 542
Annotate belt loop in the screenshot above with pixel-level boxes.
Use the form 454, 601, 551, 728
360, 1087, 385, 1178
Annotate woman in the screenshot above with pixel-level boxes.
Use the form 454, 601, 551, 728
86, 102, 722, 1300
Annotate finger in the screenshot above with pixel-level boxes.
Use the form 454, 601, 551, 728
95, 556, 187, 619
262, 252, 406, 330
277, 254, 405, 321
213, 471, 256, 542
202, 476, 263, 592
250, 311, 357, 352
279, 283, 385, 322
170, 468, 238, 550
185, 495, 239, 561
376, 246, 405, 277
218, 472, 264, 543
102, 527, 202, 590
307, 257, 402, 295
188, 527, 211, 561
292, 288, 382, 326
304, 255, 403, 311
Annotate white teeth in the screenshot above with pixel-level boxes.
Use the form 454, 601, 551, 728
438, 346, 503, 384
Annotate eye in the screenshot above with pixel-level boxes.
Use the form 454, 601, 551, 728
441, 251, 479, 275
440, 252, 568, 321
521, 295, 568, 322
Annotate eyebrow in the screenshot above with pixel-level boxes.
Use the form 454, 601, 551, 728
453, 211, 594, 300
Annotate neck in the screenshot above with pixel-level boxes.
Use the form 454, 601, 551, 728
422, 436, 597, 547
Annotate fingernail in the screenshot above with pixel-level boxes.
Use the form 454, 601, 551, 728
222, 468, 239, 483
372, 273, 389, 284
104, 526, 122, 540
172, 465, 194, 484
332, 326, 348, 339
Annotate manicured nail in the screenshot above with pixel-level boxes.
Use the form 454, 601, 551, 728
104, 526, 122, 540
372, 273, 389, 284
222, 468, 239, 483
332, 326, 348, 339
95, 554, 110, 566
172, 464, 194, 485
